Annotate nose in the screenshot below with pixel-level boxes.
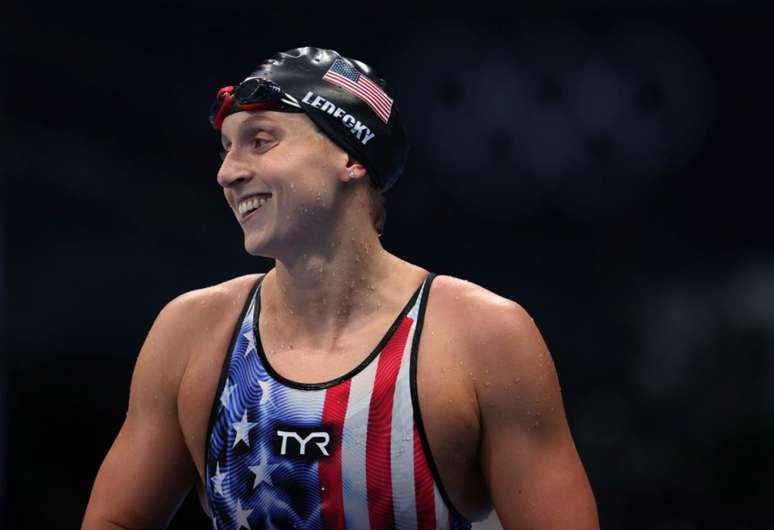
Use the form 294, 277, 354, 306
216, 151, 252, 189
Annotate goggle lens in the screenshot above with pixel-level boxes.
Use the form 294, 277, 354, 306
209, 78, 293, 129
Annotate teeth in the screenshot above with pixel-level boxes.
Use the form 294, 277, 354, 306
237, 195, 269, 215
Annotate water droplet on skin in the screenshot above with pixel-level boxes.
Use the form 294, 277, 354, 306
458, 360, 464, 366
514, 377, 522, 383
485, 381, 492, 387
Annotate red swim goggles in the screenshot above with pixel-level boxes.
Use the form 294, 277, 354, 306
208, 77, 302, 130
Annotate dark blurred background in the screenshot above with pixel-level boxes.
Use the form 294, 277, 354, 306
3, 1, 773, 529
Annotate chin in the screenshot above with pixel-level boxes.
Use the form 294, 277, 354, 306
242, 232, 264, 256
244, 241, 271, 258
243, 233, 277, 258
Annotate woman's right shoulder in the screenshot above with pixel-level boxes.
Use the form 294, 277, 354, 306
156, 273, 266, 331
126, 274, 267, 407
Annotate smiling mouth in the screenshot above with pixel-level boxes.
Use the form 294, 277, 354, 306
236, 194, 271, 219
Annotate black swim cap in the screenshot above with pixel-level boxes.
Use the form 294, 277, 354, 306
210, 46, 408, 191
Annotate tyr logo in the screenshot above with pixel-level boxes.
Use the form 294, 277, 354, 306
273, 426, 333, 459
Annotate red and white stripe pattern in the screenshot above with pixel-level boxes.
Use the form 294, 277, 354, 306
315, 280, 467, 529
322, 58, 393, 123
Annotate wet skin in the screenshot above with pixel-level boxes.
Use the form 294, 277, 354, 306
83, 109, 599, 529
179, 272, 490, 518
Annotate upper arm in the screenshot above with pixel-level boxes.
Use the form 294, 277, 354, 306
472, 300, 599, 530
82, 294, 200, 529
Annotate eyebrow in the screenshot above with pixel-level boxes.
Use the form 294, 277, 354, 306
221, 116, 281, 147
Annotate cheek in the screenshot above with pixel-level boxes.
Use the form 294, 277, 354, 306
295, 156, 339, 202
266, 139, 342, 208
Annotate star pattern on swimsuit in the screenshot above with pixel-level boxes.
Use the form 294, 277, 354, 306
220, 378, 237, 409
249, 451, 278, 489
258, 379, 271, 406
210, 461, 228, 496
235, 499, 253, 530
245, 300, 255, 324
243, 331, 257, 357
232, 410, 258, 448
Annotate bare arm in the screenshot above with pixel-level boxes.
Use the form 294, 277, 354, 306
474, 301, 599, 529
82, 295, 199, 530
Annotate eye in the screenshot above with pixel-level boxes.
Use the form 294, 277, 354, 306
253, 137, 272, 149
218, 148, 228, 161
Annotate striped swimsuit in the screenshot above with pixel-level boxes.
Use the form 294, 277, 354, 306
205, 273, 471, 529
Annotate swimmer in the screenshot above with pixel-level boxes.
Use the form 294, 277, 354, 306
82, 46, 599, 530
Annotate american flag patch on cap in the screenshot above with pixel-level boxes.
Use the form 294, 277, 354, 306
322, 58, 393, 123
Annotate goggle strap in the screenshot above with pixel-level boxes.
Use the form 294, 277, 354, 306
212, 86, 235, 130
238, 101, 277, 112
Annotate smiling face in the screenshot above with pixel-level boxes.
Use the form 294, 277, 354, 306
217, 110, 367, 259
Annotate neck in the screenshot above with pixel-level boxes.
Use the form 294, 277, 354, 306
263, 227, 412, 340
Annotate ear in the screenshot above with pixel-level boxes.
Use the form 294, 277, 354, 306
341, 156, 368, 184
